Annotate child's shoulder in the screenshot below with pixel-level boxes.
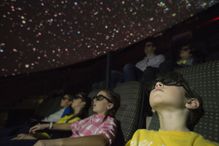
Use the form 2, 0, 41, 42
135, 129, 156, 132
194, 133, 219, 146
133, 129, 157, 136
105, 115, 117, 124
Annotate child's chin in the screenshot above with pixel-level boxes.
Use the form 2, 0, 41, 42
150, 101, 164, 108
92, 108, 97, 113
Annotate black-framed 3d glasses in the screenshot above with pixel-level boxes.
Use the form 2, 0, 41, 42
62, 96, 72, 101
92, 95, 112, 103
154, 77, 194, 99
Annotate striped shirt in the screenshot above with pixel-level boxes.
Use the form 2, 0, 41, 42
70, 114, 117, 145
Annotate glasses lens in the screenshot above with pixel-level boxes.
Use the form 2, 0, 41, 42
155, 74, 184, 86
92, 96, 103, 101
62, 97, 69, 100
93, 95, 112, 103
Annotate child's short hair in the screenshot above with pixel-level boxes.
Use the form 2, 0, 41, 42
155, 72, 204, 130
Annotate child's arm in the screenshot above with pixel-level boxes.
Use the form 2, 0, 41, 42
33, 135, 109, 146
49, 123, 71, 131
29, 123, 71, 133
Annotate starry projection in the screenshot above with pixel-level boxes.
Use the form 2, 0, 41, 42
0, 0, 218, 77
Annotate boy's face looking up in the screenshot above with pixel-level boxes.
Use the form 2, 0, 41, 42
149, 80, 200, 113
150, 82, 187, 111
149, 72, 203, 131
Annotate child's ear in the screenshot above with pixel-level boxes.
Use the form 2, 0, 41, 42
107, 103, 114, 110
185, 98, 200, 109
152, 108, 155, 113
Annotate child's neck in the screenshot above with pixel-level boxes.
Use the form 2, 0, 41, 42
73, 107, 82, 115
96, 113, 106, 116
157, 109, 190, 131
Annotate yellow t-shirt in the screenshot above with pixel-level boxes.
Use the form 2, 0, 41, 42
56, 114, 80, 124
126, 129, 219, 146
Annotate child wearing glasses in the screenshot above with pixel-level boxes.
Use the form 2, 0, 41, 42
0, 93, 74, 140
41, 93, 74, 123
12, 92, 90, 140
32, 89, 121, 146
126, 72, 219, 146
1, 89, 121, 146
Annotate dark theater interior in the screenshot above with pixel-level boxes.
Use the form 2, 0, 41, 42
0, 1, 219, 146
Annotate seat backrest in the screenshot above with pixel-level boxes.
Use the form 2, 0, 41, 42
113, 81, 146, 141
35, 95, 62, 118
149, 61, 219, 142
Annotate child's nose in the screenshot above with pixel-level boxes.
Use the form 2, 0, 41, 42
93, 99, 97, 103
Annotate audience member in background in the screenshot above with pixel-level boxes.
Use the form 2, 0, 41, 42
13, 92, 91, 140
111, 40, 165, 88
176, 44, 195, 67
126, 72, 219, 146
2, 89, 123, 146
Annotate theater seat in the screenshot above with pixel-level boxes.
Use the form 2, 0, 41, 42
34, 95, 62, 118
113, 81, 147, 141
149, 60, 219, 142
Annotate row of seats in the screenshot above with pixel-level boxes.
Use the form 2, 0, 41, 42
4, 60, 219, 143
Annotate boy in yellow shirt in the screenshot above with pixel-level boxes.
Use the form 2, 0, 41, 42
126, 72, 219, 146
